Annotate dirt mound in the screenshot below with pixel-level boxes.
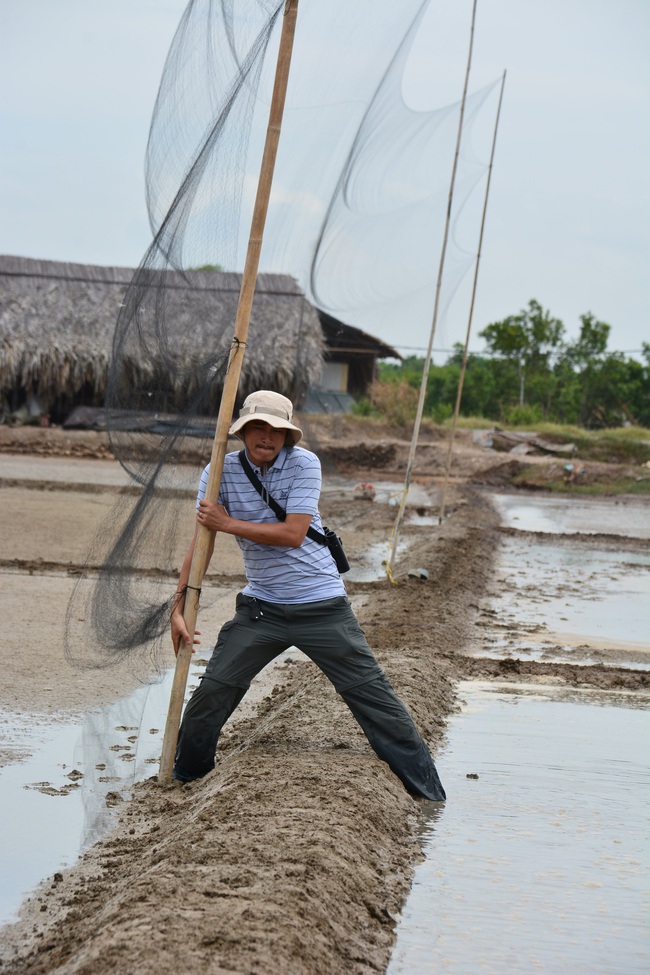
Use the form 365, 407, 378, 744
469, 458, 523, 488
319, 441, 397, 471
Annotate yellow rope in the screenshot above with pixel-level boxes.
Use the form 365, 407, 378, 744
385, 489, 408, 586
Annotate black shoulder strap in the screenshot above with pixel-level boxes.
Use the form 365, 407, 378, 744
238, 450, 327, 546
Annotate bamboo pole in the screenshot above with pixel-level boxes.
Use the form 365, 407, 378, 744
159, 0, 299, 784
386, 0, 478, 581
438, 69, 506, 524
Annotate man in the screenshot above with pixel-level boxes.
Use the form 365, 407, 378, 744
171, 389, 445, 800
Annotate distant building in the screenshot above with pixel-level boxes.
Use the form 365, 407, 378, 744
307, 311, 401, 413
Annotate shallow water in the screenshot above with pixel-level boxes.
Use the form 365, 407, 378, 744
478, 536, 650, 668
388, 681, 650, 975
342, 480, 434, 582
388, 492, 650, 972
490, 492, 650, 539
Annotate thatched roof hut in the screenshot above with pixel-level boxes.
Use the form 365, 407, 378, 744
0, 255, 324, 422
318, 312, 399, 393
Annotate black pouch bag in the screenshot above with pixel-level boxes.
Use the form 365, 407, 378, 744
322, 526, 350, 574
239, 450, 350, 574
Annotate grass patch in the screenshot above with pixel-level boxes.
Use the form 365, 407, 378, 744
512, 467, 650, 496
443, 416, 495, 430
569, 436, 650, 465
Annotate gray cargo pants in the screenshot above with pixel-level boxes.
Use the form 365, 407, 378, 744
174, 593, 445, 800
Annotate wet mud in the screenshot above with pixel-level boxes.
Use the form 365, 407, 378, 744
0, 427, 648, 974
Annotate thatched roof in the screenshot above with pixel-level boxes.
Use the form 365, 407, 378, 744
0, 255, 324, 411
318, 311, 400, 361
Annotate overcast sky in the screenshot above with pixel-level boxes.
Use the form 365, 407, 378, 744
1, 0, 648, 359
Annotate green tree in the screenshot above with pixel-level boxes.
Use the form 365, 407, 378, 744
479, 299, 565, 410
621, 355, 650, 427
378, 356, 426, 389
562, 312, 610, 363
373, 310, 648, 428
557, 313, 616, 426
430, 348, 513, 420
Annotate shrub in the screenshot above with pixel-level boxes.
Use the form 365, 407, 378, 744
502, 403, 545, 427
368, 379, 419, 425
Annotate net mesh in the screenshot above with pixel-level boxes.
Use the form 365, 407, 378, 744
65, 0, 501, 675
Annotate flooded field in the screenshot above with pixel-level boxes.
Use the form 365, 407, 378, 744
388, 681, 650, 975
475, 494, 650, 670
388, 491, 650, 973
476, 537, 650, 668
0, 686, 168, 924
490, 492, 650, 540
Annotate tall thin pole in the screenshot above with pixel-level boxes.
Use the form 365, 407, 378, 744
159, 0, 299, 784
438, 69, 506, 524
386, 0, 478, 581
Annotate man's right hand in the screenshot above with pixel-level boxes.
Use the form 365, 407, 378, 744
171, 610, 201, 657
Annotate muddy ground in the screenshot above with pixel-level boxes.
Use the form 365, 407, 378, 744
0, 418, 648, 974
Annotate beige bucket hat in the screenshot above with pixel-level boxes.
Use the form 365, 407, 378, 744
229, 390, 303, 446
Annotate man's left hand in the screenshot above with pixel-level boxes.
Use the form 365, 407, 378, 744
197, 499, 229, 532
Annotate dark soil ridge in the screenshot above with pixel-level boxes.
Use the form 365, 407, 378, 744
458, 655, 650, 692
0, 478, 181, 497
495, 524, 650, 552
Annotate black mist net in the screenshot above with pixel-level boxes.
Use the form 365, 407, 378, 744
65, 0, 501, 676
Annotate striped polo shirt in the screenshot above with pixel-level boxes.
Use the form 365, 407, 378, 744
197, 445, 346, 603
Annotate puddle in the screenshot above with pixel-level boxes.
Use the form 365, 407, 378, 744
476, 535, 650, 668
388, 681, 650, 975
351, 480, 433, 508
406, 512, 437, 527
347, 538, 413, 583
491, 493, 650, 539
321, 478, 435, 581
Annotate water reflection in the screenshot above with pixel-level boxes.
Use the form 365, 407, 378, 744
0, 674, 183, 924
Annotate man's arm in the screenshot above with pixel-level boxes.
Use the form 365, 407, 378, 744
170, 520, 215, 656
197, 499, 312, 548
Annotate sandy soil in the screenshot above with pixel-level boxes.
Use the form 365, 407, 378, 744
0, 419, 648, 974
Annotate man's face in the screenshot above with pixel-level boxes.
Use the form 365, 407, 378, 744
242, 420, 286, 467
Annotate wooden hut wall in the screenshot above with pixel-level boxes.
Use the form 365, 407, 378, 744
318, 311, 400, 399
346, 354, 376, 398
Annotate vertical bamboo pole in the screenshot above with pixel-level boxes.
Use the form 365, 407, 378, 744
386, 0, 478, 581
159, 0, 299, 784
438, 69, 506, 524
